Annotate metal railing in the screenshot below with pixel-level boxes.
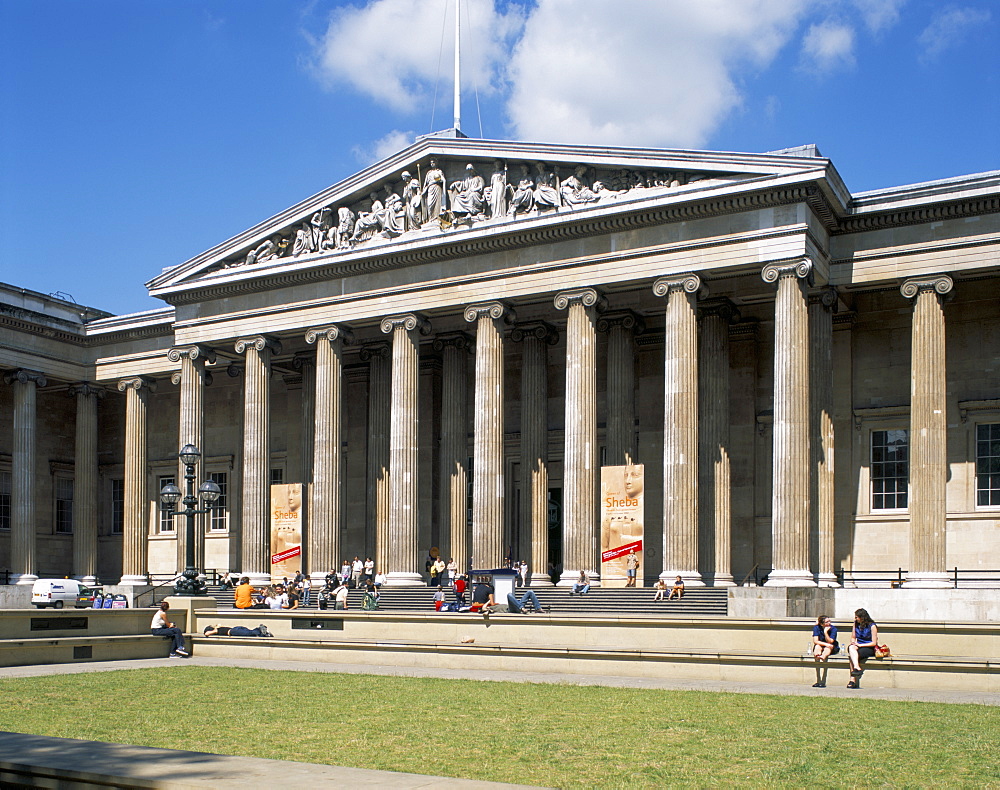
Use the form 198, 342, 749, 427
837, 567, 1000, 588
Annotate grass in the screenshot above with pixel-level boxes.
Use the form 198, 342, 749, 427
1, 667, 998, 788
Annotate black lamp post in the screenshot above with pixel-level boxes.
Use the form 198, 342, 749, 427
159, 444, 221, 596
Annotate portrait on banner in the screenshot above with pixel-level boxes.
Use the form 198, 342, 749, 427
270, 483, 304, 581
600, 464, 644, 587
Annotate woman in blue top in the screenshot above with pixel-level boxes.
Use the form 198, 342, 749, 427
846, 608, 878, 688
811, 615, 838, 688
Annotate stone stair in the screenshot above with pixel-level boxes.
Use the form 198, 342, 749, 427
206, 585, 728, 617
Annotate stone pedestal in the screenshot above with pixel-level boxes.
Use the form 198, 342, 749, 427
698, 301, 737, 587
762, 260, 815, 587
361, 343, 391, 578
433, 333, 471, 572
512, 323, 558, 587
466, 302, 513, 570
306, 325, 352, 578
118, 376, 155, 585
901, 276, 953, 588
654, 275, 704, 586
70, 383, 103, 585
169, 345, 214, 575
236, 336, 280, 585
5, 370, 46, 584
554, 289, 603, 585
382, 314, 431, 585
809, 291, 839, 587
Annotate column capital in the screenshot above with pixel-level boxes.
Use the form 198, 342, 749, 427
4, 369, 47, 388
117, 375, 156, 393
808, 287, 839, 310
554, 287, 606, 312
171, 370, 214, 387
697, 298, 741, 323
359, 341, 391, 361
305, 324, 355, 346
510, 321, 559, 345
432, 331, 474, 353
167, 345, 216, 364
900, 275, 953, 300
68, 383, 105, 399
380, 313, 431, 336
596, 309, 646, 335
235, 335, 282, 356
463, 300, 516, 324
653, 273, 707, 299
762, 258, 812, 285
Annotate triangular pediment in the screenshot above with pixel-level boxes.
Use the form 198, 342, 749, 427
147, 136, 835, 300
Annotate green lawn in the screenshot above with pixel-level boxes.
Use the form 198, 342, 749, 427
1, 667, 997, 788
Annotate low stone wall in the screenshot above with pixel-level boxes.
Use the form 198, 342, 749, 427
0, 586, 32, 609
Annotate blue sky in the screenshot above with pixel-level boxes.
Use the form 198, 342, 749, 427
1, 0, 997, 317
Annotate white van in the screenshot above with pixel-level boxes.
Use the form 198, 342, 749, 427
31, 579, 85, 609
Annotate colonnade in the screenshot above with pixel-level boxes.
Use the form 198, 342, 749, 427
1, 262, 955, 588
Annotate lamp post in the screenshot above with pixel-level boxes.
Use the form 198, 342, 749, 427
159, 444, 221, 596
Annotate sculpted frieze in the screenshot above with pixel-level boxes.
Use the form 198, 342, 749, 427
219, 158, 724, 273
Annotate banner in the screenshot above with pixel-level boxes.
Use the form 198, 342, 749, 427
600, 464, 644, 587
270, 483, 304, 581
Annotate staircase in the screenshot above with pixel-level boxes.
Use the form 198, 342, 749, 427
206, 585, 729, 617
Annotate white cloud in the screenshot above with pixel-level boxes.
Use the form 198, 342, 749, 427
851, 0, 906, 34
918, 6, 992, 63
800, 20, 856, 74
352, 129, 415, 165
506, 0, 809, 148
313, 0, 523, 113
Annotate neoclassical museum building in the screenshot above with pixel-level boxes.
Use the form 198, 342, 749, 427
1, 133, 998, 588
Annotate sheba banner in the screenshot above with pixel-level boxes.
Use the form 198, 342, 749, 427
600, 464, 644, 587
270, 483, 304, 581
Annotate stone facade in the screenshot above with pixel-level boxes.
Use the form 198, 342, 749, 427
1, 138, 998, 587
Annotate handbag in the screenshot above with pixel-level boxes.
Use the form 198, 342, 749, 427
874, 643, 891, 659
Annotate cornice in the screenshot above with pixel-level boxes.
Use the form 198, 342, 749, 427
838, 195, 1000, 234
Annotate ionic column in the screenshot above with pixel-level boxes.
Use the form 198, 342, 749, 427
4, 370, 46, 584
698, 300, 738, 586
305, 325, 352, 578
653, 275, 705, 586
69, 383, 103, 585
762, 259, 815, 586
361, 342, 391, 576
118, 375, 155, 585
597, 311, 645, 466
294, 353, 316, 486
512, 322, 558, 587
236, 335, 281, 585
432, 332, 472, 572
169, 345, 215, 575
381, 313, 431, 585
809, 290, 839, 587
901, 275, 953, 587
465, 301, 514, 569
554, 288, 604, 584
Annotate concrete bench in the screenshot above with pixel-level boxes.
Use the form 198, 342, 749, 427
0, 634, 181, 667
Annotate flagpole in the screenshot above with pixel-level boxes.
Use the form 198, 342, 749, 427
453, 0, 461, 132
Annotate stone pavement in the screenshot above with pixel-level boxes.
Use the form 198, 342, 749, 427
2, 655, 998, 706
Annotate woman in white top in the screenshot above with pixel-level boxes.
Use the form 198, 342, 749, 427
150, 601, 188, 657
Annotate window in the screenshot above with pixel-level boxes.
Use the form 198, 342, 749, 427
110, 478, 124, 534
158, 475, 176, 532
0, 470, 10, 531
209, 471, 229, 531
871, 429, 908, 510
54, 476, 74, 533
977, 423, 1000, 507
269, 468, 284, 486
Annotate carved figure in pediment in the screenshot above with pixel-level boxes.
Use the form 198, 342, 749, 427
381, 184, 404, 238
533, 162, 561, 211
448, 163, 485, 221
292, 221, 316, 257
336, 207, 355, 249
485, 160, 508, 219
422, 158, 447, 224
507, 164, 535, 217
592, 181, 626, 201
561, 165, 599, 206
312, 208, 334, 250
401, 171, 421, 231
244, 235, 283, 267
352, 192, 385, 243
